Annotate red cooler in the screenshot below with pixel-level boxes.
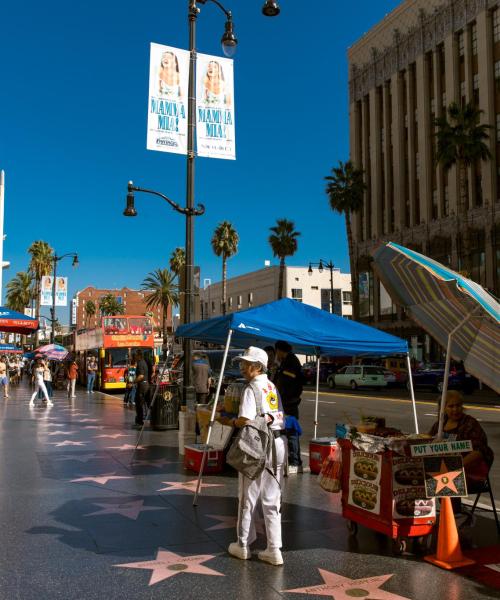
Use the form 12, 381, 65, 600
309, 437, 337, 474
184, 444, 225, 475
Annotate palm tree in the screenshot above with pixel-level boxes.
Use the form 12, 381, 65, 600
5, 271, 33, 313
141, 268, 179, 342
98, 293, 125, 316
268, 219, 300, 300
434, 102, 491, 274
169, 247, 185, 279
28, 240, 53, 343
211, 221, 239, 315
84, 300, 96, 327
325, 160, 366, 320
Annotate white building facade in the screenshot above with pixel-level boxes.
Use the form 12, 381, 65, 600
200, 265, 352, 319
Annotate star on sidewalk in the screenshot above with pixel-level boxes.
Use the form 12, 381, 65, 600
50, 440, 88, 447
132, 458, 174, 468
157, 480, 224, 493
84, 499, 169, 520
82, 425, 105, 430
94, 433, 131, 439
429, 459, 463, 494
55, 453, 102, 463
205, 514, 236, 531
284, 570, 410, 600
44, 423, 66, 427
48, 430, 75, 436
106, 444, 146, 451
70, 473, 132, 485
114, 549, 224, 585
79, 418, 99, 423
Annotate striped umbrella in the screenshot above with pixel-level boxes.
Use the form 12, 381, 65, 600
372, 242, 499, 435
35, 343, 69, 361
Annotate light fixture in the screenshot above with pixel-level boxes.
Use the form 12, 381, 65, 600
318, 260, 324, 273
124, 181, 138, 217
72, 255, 79, 268
308, 264, 313, 276
262, 0, 280, 17
221, 17, 237, 57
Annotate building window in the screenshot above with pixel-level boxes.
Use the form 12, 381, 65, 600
494, 8, 500, 43
247, 292, 253, 306
430, 97, 436, 116
442, 91, 446, 108
416, 152, 420, 180
358, 271, 374, 319
460, 81, 466, 103
458, 31, 465, 56
342, 291, 352, 305
291, 289, 303, 302
228, 297, 233, 309
432, 189, 438, 220
496, 114, 500, 142
473, 74, 479, 91
471, 23, 478, 55
211, 301, 215, 313
237, 295, 242, 309
444, 186, 450, 216
311, 286, 319, 290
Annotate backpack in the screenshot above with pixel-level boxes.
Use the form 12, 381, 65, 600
226, 382, 277, 481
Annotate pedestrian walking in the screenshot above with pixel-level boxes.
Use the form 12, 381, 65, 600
228, 346, 287, 566
124, 357, 137, 407
192, 353, 211, 404
133, 350, 149, 427
0, 356, 9, 398
67, 358, 78, 398
87, 356, 97, 393
30, 360, 52, 406
42, 360, 53, 398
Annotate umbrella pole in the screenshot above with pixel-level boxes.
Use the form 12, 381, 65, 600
313, 354, 321, 439
406, 353, 419, 434
437, 311, 476, 438
193, 329, 233, 507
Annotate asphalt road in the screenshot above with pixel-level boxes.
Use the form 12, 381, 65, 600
298, 386, 500, 503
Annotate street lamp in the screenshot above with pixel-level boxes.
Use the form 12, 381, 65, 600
308, 259, 336, 314
50, 252, 79, 344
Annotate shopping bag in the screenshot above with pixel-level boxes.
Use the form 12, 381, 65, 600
318, 444, 342, 493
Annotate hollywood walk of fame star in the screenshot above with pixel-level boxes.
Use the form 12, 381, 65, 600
204, 514, 274, 534
283, 570, 410, 600
50, 440, 88, 447
157, 480, 224, 493
114, 549, 224, 586
429, 459, 463, 494
106, 444, 146, 451
79, 418, 98, 423
94, 433, 131, 439
84, 499, 169, 520
55, 453, 102, 463
44, 423, 67, 427
48, 430, 76, 436
131, 458, 174, 468
82, 425, 105, 430
70, 473, 132, 485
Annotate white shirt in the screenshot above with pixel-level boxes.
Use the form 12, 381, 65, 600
238, 373, 284, 431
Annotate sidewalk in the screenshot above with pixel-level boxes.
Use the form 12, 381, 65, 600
1, 382, 499, 599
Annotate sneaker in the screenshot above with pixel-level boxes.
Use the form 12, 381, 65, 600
257, 548, 283, 566
228, 542, 250, 560
29, 401, 35, 407
47, 401, 54, 407
287, 465, 299, 475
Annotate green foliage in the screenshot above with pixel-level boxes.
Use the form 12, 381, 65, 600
211, 221, 239, 260
268, 219, 300, 260
325, 160, 366, 216
169, 247, 185, 278
98, 293, 125, 316
5, 271, 33, 312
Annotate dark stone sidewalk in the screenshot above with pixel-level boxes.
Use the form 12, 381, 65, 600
1, 382, 499, 599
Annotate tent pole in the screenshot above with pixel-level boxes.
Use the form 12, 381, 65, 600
193, 328, 233, 506
406, 353, 419, 434
313, 354, 321, 439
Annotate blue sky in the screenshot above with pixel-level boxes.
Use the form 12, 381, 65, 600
1, 0, 400, 322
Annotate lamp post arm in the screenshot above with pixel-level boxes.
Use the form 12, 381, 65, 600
54, 252, 78, 262
197, 0, 232, 19
128, 184, 205, 216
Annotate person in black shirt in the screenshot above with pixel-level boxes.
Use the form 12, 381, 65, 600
133, 350, 149, 427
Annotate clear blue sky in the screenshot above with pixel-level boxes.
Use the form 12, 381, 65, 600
1, 0, 400, 322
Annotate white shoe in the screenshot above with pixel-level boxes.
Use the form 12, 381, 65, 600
47, 401, 54, 406
287, 465, 299, 475
228, 542, 250, 560
71, 395, 76, 398
29, 401, 35, 407
258, 548, 283, 566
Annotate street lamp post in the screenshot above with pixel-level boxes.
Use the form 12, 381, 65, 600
50, 252, 79, 344
308, 259, 336, 314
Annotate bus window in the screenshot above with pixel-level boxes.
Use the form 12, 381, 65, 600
104, 317, 128, 335
129, 317, 153, 336
105, 348, 129, 367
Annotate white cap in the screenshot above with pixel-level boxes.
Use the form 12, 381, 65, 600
234, 346, 268, 369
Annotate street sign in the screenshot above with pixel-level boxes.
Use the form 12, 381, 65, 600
410, 440, 472, 457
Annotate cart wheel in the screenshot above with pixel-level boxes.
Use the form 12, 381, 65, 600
392, 537, 407, 555
346, 520, 358, 536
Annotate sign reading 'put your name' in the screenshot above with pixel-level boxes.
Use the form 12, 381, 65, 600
410, 440, 472, 457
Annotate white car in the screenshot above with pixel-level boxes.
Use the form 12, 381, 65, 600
329, 365, 388, 390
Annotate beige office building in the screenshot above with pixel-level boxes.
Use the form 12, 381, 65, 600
349, 0, 500, 359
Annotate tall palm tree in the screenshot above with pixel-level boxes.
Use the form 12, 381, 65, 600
268, 219, 300, 300
84, 300, 96, 327
434, 102, 491, 274
28, 240, 53, 343
141, 268, 179, 342
325, 160, 366, 320
98, 293, 125, 316
211, 221, 239, 315
169, 247, 185, 279
5, 271, 33, 313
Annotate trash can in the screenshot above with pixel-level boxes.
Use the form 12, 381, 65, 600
151, 383, 180, 431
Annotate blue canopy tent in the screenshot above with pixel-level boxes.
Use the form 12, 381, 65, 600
176, 299, 413, 504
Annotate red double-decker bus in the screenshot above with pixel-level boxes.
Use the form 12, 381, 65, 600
75, 315, 156, 391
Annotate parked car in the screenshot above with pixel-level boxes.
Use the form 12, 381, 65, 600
327, 365, 388, 390
409, 363, 477, 394
302, 360, 338, 384
381, 368, 397, 386
382, 358, 408, 384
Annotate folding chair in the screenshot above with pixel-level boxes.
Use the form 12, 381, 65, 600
469, 475, 500, 534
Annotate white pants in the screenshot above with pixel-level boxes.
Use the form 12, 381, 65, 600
67, 379, 76, 397
31, 380, 50, 403
237, 436, 287, 550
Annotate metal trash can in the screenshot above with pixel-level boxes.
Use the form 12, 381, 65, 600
151, 383, 180, 431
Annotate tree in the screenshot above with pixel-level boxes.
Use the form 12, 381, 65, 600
211, 221, 239, 315
84, 300, 96, 327
5, 271, 33, 313
98, 293, 125, 316
28, 240, 54, 343
268, 219, 300, 300
141, 268, 179, 343
169, 247, 185, 279
434, 102, 491, 274
325, 160, 366, 320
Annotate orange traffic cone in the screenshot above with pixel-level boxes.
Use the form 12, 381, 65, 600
424, 497, 475, 569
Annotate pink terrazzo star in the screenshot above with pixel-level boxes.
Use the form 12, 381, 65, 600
205, 514, 236, 531
132, 458, 174, 468
94, 433, 131, 439
48, 430, 76, 436
79, 418, 98, 423
70, 473, 132, 485
84, 499, 168, 520
82, 426, 105, 430
50, 440, 88, 447
106, 444, 145, 451
157, 480, 224, 493
114, 548, 224, 585
55, 453, 101, 462
284, 570, 410, 600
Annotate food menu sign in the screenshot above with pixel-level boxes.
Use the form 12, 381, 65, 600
392, 457, 435, 520
348, 450, 381, 514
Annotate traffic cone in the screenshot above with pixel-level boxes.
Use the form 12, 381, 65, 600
424, 497, 475, 569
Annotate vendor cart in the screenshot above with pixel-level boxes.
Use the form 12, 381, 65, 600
338, 438, 436, 554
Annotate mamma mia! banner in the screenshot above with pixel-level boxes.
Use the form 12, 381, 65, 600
196, 53, 235, 160
147, 43, 189, 154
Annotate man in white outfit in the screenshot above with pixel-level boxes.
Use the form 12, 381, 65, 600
228, 346, 287, 566
30, 360, 52, 406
